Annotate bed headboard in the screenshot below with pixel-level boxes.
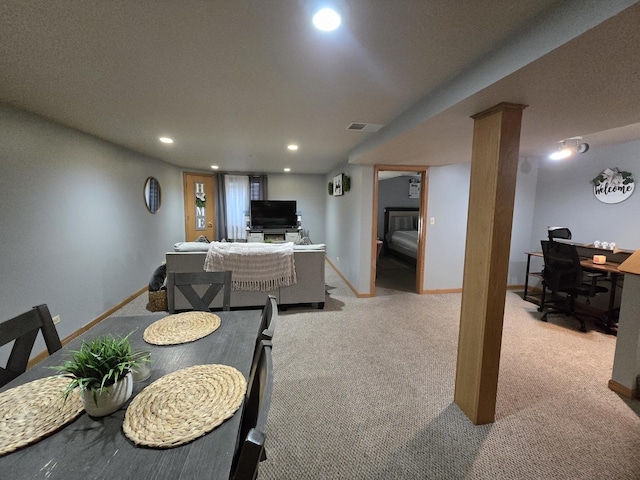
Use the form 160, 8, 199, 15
383, 207, 419, 241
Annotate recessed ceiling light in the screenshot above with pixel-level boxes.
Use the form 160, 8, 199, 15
284, 168, 291, 172
313, 7, 341, 31
211, 165, 219, 170
159, 137, 174, 144
549, 148, 572, 160
287, 144, 299, 151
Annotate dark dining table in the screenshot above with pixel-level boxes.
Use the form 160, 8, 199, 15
0, 310, 263, 480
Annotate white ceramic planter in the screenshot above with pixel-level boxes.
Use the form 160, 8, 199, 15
81, 372, 133, 417
131, 352, 152, 382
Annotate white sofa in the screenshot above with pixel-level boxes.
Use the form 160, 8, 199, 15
165, 244, 326, 311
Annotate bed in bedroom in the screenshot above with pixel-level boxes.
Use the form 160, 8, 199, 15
383, 207, 419, 264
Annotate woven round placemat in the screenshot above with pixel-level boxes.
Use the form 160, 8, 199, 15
143, 312, 221, 345
123, 364, 246, 448
0, 376, 83, 456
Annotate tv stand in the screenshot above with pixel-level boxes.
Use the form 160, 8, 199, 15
247, 227, 300, 243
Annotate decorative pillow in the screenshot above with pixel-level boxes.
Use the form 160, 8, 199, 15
293, 244, 325, 251
173, 242, 211, 252
392, 216, 414, 231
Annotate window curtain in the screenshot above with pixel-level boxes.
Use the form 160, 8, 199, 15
224, 175, 250, 241
251, 175, 268, 200
214, 173, 227, 241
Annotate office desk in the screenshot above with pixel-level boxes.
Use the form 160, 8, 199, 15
580, 258, 624, 326
0, 310, 263, 480
524, 251, 623, 328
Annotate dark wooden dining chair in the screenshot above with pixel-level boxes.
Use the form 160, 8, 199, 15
259, 295, 278, 340
167, 271, 232, 312
247, 296, 278, 405
231, 339, 274, 480
0, 304, 62, 387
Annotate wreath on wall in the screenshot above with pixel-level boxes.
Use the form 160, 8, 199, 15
195, 192, 206, 207
343, 175, 351, 192
591, 168, 634, 186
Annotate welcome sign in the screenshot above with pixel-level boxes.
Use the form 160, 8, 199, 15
592, 168, 634, 204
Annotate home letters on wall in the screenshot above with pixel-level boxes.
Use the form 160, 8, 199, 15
592, 168, 634, 204
195, 182, 206, 230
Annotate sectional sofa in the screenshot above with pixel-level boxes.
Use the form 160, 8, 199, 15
165, 243, 326, 311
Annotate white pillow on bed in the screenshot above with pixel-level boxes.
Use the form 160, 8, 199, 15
392, 216, 414, 231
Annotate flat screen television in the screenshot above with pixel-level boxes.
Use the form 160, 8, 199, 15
250, 200, 297, 229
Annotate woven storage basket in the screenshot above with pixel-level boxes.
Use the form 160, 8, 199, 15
148, 289, 167, 312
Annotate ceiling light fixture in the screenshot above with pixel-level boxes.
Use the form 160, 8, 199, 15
287, 144, 299, 151
158, 136, 174, 144
312, 7, 341, 31
548, 136, 589, 160
284, 168, 291, 172
211, 165, 219, 170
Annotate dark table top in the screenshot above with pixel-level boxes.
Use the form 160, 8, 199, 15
0, 310, 263, 480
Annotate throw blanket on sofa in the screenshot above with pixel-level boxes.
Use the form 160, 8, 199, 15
204, 242, 297, 291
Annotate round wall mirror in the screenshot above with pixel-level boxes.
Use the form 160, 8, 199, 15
144, 177, 161, 214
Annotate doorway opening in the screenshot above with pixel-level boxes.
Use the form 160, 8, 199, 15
371, 165, 428, 296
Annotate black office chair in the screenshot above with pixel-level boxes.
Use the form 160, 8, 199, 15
0, 304, 62, 387
547, 226, 572, 241
231, 339, 274, 480
539, 240, 608, 332
167, 271, 232, 312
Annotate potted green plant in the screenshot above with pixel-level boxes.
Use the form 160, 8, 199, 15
54, 334, 139, 417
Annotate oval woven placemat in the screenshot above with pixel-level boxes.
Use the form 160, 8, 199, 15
123, 364, 246, 448
143, 312, 221, 345
0, 376, 83, 456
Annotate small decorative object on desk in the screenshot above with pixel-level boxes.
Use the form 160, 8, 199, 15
53, 334, 139, 417
593, 240, 601, 248
600, 242, 609, 249
593, 255, 607, 264
609, 242, 616, 250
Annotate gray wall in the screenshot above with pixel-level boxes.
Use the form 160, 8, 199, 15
424, 163, 471, 290
267, 173, 326, 244
531, 140, 640, 251
377, 175, 421, 239
423, 157, 540, 290
325, 163, 374, 293
509, 158, 540, 285
0, 104, 184, 361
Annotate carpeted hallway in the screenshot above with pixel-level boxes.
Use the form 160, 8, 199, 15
114, 262, 640, 479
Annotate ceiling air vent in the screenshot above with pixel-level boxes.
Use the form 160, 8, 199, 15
346, 122, 384, 133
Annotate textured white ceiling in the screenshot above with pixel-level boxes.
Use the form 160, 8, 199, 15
0, 1, 639, 174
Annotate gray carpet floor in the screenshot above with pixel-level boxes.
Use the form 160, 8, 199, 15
113, 263, 640, 479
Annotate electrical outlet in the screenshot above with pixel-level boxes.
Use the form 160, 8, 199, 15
53, 315, 61, 325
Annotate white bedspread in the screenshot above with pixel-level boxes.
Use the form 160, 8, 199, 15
389, 230, 418, 254
204, 242, 297, 291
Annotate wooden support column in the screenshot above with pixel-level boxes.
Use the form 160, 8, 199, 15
454, 102, 527, 425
